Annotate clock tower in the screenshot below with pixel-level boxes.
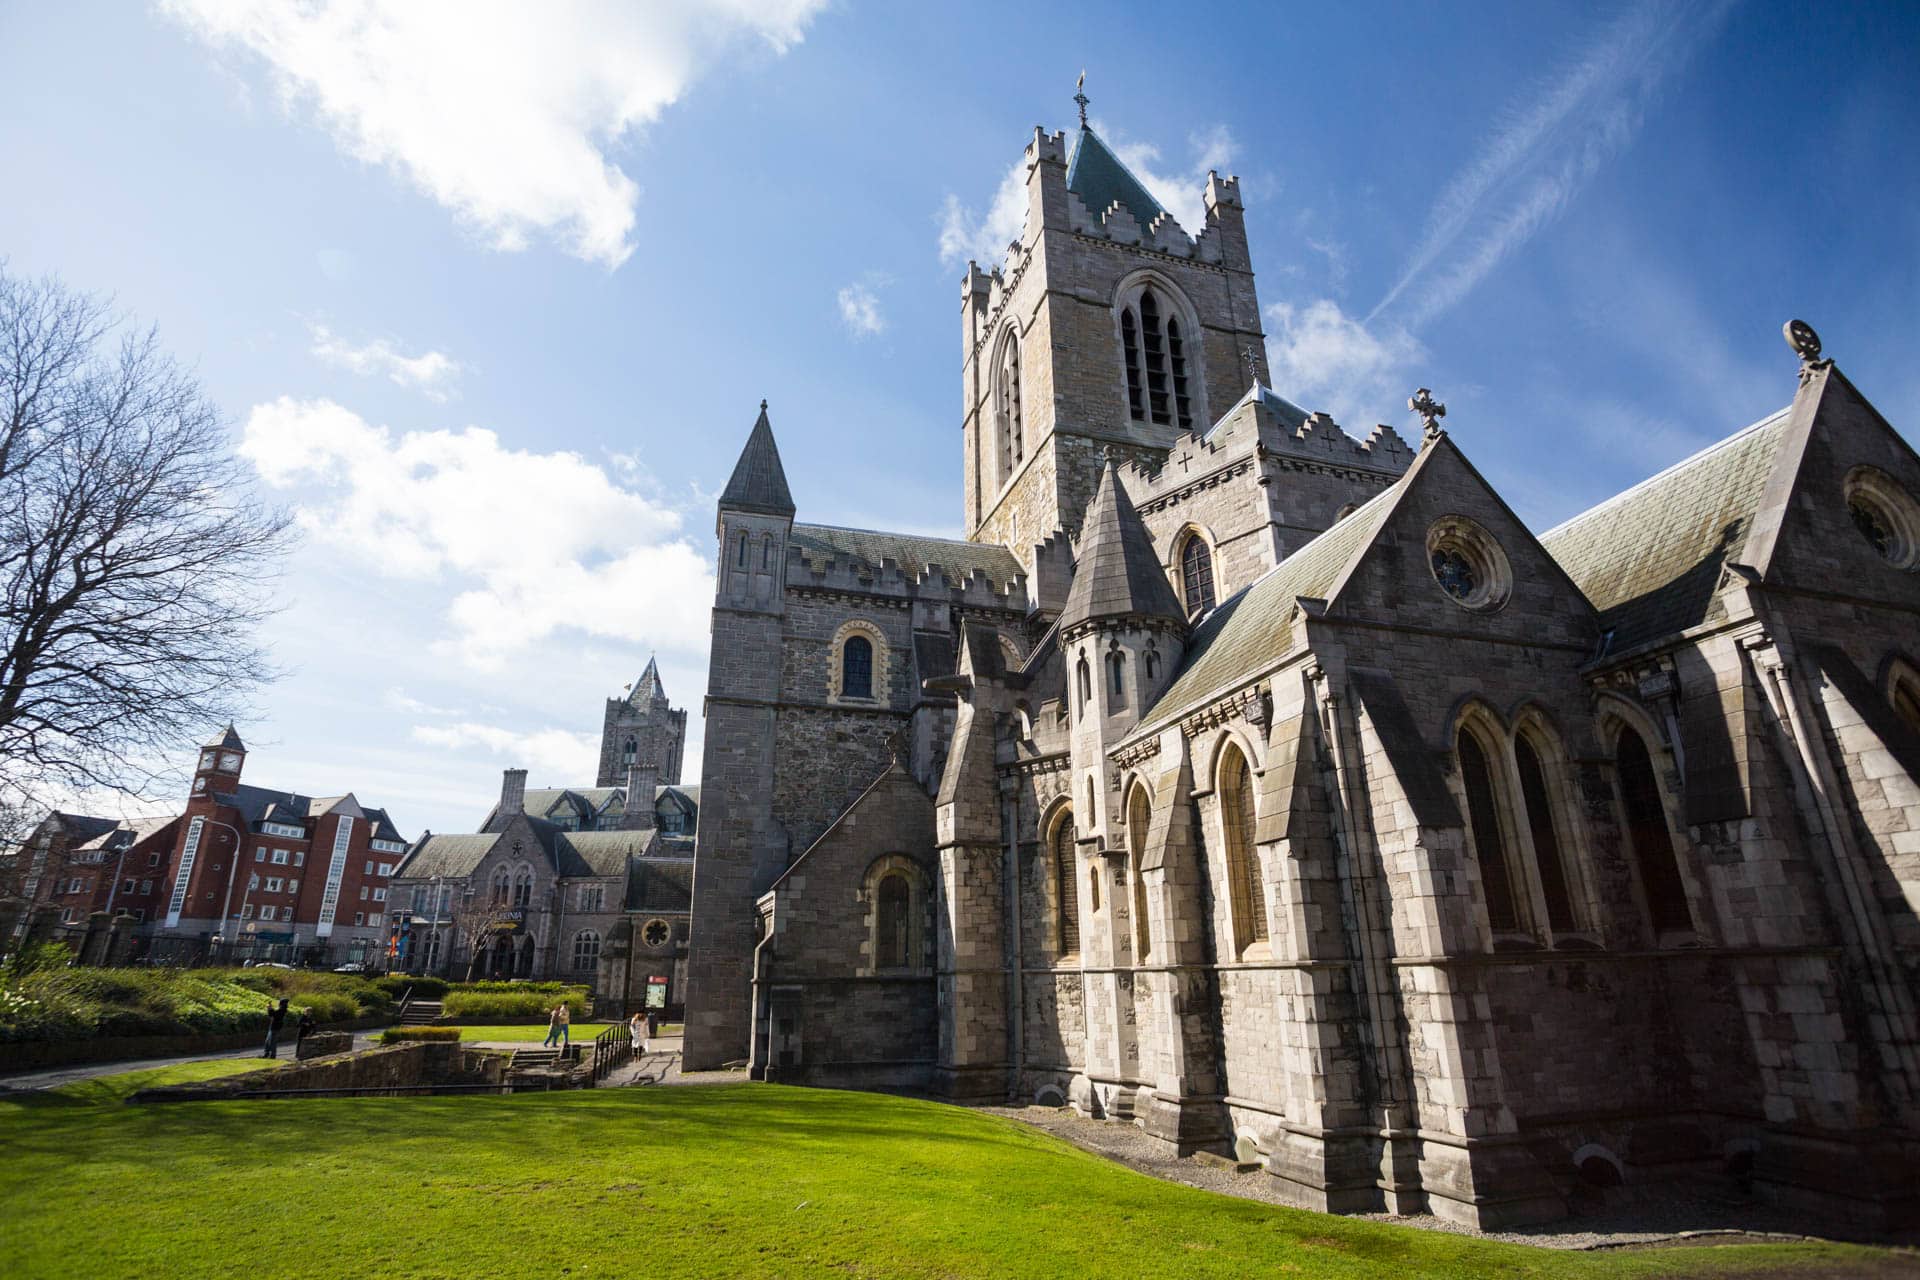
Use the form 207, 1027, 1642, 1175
191, 724, 247, 796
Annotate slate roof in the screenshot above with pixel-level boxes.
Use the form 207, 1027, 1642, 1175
397, 833, 499, 880
627, 656, 665, 704
557, 831, 655, 878
50, 812, 121, 843
1133, 484, 1401, 737
1539, 409, 1794, 653
1060, 462, 1185, 630
719, 404, 795, 516
203, 724, 246, 751
627, 858, 694, 913
1067, 126, 1167, 225
789, 523, 1024, 591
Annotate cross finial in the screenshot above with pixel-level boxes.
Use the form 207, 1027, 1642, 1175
1074, 70, 1089, 129
1783, 319, 1824, 384
1408, 387, 1447, 442
760, 398, 768, 412
1242, 344, 1261, 388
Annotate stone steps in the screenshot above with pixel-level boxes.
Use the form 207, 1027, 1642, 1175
399, 1000, 444, 1026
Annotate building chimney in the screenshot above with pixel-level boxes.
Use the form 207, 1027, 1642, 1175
621, 761, 657, 832
499, 769, 527, 819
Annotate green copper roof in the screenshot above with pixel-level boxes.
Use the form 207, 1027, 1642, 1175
1066, 127, 1168, 226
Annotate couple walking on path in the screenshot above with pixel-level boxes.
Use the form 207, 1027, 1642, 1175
542, 1002, 571, 1049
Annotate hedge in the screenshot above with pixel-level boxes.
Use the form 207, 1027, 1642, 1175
441, 991, 588, 1022
379, 1026, 462, 1044
0, 966, 394, 1044
377, 975, 450, 1001
450, 981, 586, 997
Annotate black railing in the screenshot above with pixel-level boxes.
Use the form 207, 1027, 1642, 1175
590, 1023, 631, 1083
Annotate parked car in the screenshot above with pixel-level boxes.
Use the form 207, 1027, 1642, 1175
333, 962, 368, 974
244, 960, 292, 969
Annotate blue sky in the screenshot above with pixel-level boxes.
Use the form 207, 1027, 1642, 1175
2, 1, 1915, 836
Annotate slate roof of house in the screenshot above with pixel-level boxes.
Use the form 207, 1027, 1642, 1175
72, 815, 176, 853
1539, 408, 1794, 653
789, 523, 1025, 591
1133, 483, 1401, 737
557, 831, 655, 878
50, 812, 121, 843
482, 784, 698, 832
216, 784, 405, 844
719, 404, 795, 516
627, 858, 694, 913
1067, 126, 1167, 225
1061, 462, 1185, 630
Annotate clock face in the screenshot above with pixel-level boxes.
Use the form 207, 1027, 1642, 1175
200, 751, 216, 769
220, 752, 241, 770
193, 777, 207, 792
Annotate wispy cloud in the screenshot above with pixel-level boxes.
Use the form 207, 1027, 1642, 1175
1264, 299, 1426, 428
1369, 0, 1736, 329
409, 720, 598, 782
161, 0, 827, 268
309, 323, 461, 400
937, 159, 1027, 268
836, 282, 885, 337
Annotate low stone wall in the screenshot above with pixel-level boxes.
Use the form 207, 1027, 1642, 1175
296, 1031, 353, 1060
0, 1014, 388, 1075
131, 1042, 510, 1102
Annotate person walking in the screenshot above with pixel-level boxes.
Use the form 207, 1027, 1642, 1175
542, 1002, 564, 1049
262, 998, 290, 1059
628, 1011, 646, 1056
295, 1009, 316, 1052
556, 1001, 572, 1049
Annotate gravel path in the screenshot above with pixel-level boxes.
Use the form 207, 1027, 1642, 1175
980, 1103, 1920, 1259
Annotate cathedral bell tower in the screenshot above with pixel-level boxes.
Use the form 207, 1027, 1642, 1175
960, 86, 1269, 577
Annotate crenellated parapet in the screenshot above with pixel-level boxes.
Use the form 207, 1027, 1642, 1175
785, 524, 1029, 614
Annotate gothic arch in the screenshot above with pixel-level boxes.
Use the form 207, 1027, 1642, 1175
1510, 706, 1594, 937
991, 322, 1025, 490
1110, 269, 1209, 432
1200, 723, 1265, 792
1452, 701, 1529, 941
827, 618, 890, 704
1124, 777, 1155, 962
1879, 651, 1920, 735
1595, 704, 1700, 941
860, 854, 929, 975
1044, 802, 1081, 958
1215, 739, 1268, 957
1174, 524, 1219, 618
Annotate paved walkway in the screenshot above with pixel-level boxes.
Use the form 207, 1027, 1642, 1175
0, 1030, 387, 1092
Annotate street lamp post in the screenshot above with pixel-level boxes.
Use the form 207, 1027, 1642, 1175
209, 820, 248, 961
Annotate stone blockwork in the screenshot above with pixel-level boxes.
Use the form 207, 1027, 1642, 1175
680, 104, 1920, 1235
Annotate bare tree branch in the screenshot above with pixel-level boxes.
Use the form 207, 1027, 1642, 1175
0, 265, 294, 810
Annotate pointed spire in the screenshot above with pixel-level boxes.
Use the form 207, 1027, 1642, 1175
719, 400, 795, 516
204, 723, 245, 751
1065, 121, 1167, 226
1060, 461, 1185, 631
629, 655, 664, 704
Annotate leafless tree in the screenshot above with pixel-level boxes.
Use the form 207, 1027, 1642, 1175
0, 265, 293, 807
447, 893, 521, 982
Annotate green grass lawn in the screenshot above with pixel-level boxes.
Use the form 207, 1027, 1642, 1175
0, 1083, 1901, 1279
45, 1057, 282, 1104
446, 1023, 618, 1043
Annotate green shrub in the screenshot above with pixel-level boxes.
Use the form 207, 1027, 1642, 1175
441, 991, 587, 1022
378, 975, 448, 1001
0, 966, 384, 1044
379, 1026, 461, 1044
4, 941, 74, 979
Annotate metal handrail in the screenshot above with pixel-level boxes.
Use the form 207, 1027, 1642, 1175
590, 1023, 632, 1083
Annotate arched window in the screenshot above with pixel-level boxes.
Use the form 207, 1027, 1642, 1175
1615, 727, 1693, 934
489, 867, 509, 906
1218, 745, 1267, 952
735, 531, 749, 569
1107, 650, 1126, 710
512, 866, 533, 908
995, 328, 1023, 485
760, 534, 773, 570
876, 873, 911, 969
622, 736, 637, 766
1053, 814, 1080, 955
842, 635, 873, 700
1119, 286, 1194, 430
1181, 535, 1216, 616
1458, 731, 1520, 932
1893, 666, 1920, 736
1144, 647, 1160, 683
1514, 735, 1577, 932
1076, 656, 1091, 720
571, 930, 601, 971
1127, 783, 1153, 961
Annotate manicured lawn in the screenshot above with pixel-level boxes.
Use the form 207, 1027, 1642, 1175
0, 1084, 1900, 1279
446, 1023, 618, 1043
46, 1057, 282, 1104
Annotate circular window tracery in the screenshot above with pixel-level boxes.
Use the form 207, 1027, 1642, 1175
1425, 516, 1511, 611
1843, 468, 1919, 570
642, 918, 671, 948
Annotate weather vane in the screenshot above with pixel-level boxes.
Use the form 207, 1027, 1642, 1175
1408, 387, 1447, 443
1074, 70, 1089, 129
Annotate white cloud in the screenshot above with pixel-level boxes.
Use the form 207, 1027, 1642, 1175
239, 396, 714, 670
937, 158, 1028, 268
836, 282, 885, 337
1264, 299, 1426, 429
1107, 122, 1234, 237
410, 720, 598, 782
309, 323, 461, 400
161, 0, 827, 268
1369, 0, 1734, 329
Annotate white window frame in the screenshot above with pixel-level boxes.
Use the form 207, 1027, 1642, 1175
315, 816, 354, 938
164, 816, 206, 927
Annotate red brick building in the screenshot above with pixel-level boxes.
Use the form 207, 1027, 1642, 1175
5, 726, 411, 963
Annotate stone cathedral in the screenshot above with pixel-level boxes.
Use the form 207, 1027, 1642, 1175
680, 106, 1920, 1230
